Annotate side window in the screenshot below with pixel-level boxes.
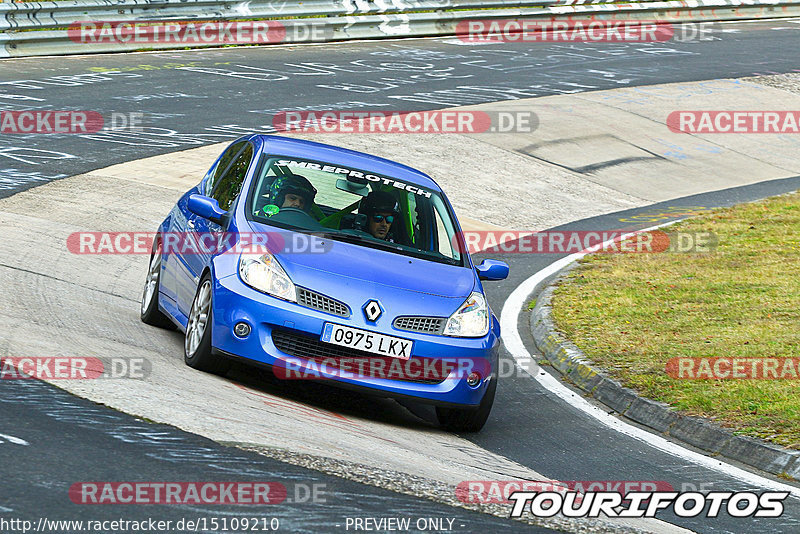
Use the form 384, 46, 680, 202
202, 160, 220, 195
427, 197, 460, 261
433, 206, 455, 258
210, 143, 253, 211
205, 141, 246, 195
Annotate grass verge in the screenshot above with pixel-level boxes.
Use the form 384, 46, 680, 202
550, 191, 800, 448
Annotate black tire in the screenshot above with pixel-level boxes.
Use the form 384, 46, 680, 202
140, 238, 174, 329
184, 274, 231, 376
436, 376, 497, 433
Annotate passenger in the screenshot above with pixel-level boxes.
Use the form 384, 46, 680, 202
262, 174, 317, 215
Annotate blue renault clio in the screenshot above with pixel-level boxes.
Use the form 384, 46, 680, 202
141, 135, 509, 431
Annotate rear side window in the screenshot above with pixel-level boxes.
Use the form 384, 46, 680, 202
210, 143, 253, 211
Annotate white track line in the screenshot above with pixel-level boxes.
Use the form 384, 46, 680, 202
0, 432, 29, 446
500, 223, 800, 498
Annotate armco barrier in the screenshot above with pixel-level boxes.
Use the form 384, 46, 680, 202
1, 0, 800, 57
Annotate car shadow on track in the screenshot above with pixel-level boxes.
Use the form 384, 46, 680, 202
222, 359, 442, 431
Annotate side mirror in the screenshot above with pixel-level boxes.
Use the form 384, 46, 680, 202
476, 259, 509, 281
188, 194, 227, 225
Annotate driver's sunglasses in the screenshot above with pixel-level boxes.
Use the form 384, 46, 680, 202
371, 214, 394, 224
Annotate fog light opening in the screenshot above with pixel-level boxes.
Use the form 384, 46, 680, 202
466, 372, 481, 387
234, 322, 251, 338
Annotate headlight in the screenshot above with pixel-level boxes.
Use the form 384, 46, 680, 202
239, 252, 296, 302
444, 292, 489, 337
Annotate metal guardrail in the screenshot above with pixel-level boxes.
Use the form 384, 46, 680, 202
0, 0, 562, 30
1, 0, 799, 57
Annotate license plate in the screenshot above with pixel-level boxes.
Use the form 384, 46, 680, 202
321, 323, 412, 360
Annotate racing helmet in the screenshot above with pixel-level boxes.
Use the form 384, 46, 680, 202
268, 173, 317, 211
359, 190, 400, 216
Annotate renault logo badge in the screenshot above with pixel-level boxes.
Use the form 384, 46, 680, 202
363, 300, 383, 322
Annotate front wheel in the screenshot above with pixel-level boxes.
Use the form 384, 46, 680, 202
184, 274, 230, 376
436, 377, 497, 433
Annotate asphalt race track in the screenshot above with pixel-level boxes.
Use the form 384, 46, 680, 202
2, 18, 800, 534
2, 19, 800, 193
0, 378, 550, 533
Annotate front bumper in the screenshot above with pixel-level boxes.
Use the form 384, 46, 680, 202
211, 273, 499, 407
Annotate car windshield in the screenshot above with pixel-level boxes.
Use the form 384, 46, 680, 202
247, 156, 463, 266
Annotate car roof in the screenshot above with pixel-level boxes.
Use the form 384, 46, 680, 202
249, 134, 444, 192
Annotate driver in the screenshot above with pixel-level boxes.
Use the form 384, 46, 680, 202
261, 173, 317, 216
359, 190, 400, 240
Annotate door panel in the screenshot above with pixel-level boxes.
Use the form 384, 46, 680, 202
175, 141, 255, 315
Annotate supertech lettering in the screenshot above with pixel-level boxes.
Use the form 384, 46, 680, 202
275, 159, 432, 198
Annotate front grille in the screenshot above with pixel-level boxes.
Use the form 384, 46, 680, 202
296, 287, 350, 317
271, 329, 444, 384
393, 316, 446, 335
